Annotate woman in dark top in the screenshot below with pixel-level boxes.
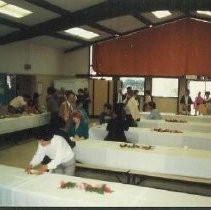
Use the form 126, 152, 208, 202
104, 103, 129, 142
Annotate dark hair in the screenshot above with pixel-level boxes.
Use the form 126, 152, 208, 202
104, 103, 112, 110
36, 127, 54, 141
205, 91, 210, 95
66, 90, 75, 98
78, 88, 84, 93
47, 87, 56, 95
55, 116, 66, 129
23, 94, 30, 99
114, 103, 125, 117
33, 92, 39, 99
148, 101, 156, 109
76, 99, 83, 107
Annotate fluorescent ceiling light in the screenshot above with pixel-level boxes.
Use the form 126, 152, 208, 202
197, 10, 211, 16
65, 27, 99, 40
152, 10, 172, 19
0, 4, 32, 18
0, 0, 6, 7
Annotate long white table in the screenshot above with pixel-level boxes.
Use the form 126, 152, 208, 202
138, 119, 211, 133
0, 113, 50, 135
76, 140, 211, 179
1, 165, 211, 207
89, 125, 211, 151
141, 112, 211, 123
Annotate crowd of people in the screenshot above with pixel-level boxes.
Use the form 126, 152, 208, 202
25, 86, 91, 177
8, 92, 41, 114
11, 85, 209, 178
180, 90, 211, 115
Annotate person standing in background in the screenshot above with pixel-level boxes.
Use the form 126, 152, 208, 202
117, 88, 123, 103
59, 90, 75, 130
83, 88, 91, 116
194, 91, 203, 115
123, 89, 140, 127
143, 90, 153, 111
204, 91, 211, 115
180, 89, 193, 115
46, 87, 59, 129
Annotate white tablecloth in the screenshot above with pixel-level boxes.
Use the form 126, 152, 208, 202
1, 165, 211, 207
138, 119, 211, 133
76, 140, 211, 179
141, 112, 211, 123
0, 113, 50, 135
89, 126, 211, 151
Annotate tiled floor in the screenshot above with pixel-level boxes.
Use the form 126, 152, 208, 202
1, 138, 211, 197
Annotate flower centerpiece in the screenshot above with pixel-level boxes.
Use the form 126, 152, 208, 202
119, 143, 154, 150
60, 181, 113, 194
153, 128, 183, 133
120, 143, 140, 148
165, 119, 187, 123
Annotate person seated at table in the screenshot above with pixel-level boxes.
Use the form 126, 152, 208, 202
75, 99, 88, 123
180, 89, 193, 115
194, 91, 204, 115
8, 94, 30, 114
104, 103, 129, 142
27, 92, 40, 114
146, 102, 162, 120
25, 128, 75, 176
99, 103, 112, 124
68, 111, 89, 140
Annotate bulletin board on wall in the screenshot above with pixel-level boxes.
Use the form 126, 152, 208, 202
54, 79, 88, 93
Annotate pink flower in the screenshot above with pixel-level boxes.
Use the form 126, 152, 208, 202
105, 185, 113, 193
76, 183, 85, 190
60, 180, 66, 189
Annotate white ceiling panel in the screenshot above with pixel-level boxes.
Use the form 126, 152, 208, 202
60, 25, 112, 41
0, 24, 18, 35
191, 11, 211, 20
141, 11, 184, 24
98, 15, 146, 33
45, 0, 106, 12
0, 0, 59, 26
81, 25, 112, 41
28, 36, 80, 50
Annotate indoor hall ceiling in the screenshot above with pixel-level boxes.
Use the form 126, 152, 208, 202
0, 0, 210, 53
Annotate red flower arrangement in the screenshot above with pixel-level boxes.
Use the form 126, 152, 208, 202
60, 180, 113, 194
165, 119, 187, 123
153, 128, 183, 133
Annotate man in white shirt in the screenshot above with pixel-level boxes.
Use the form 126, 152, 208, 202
25, 129, 75, 176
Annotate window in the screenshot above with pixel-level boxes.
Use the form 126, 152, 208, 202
189, 80, 211, 100
152, 78, 178, 97
120, 77, 145, 95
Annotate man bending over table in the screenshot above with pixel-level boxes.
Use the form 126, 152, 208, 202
25, 128, 75, 176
